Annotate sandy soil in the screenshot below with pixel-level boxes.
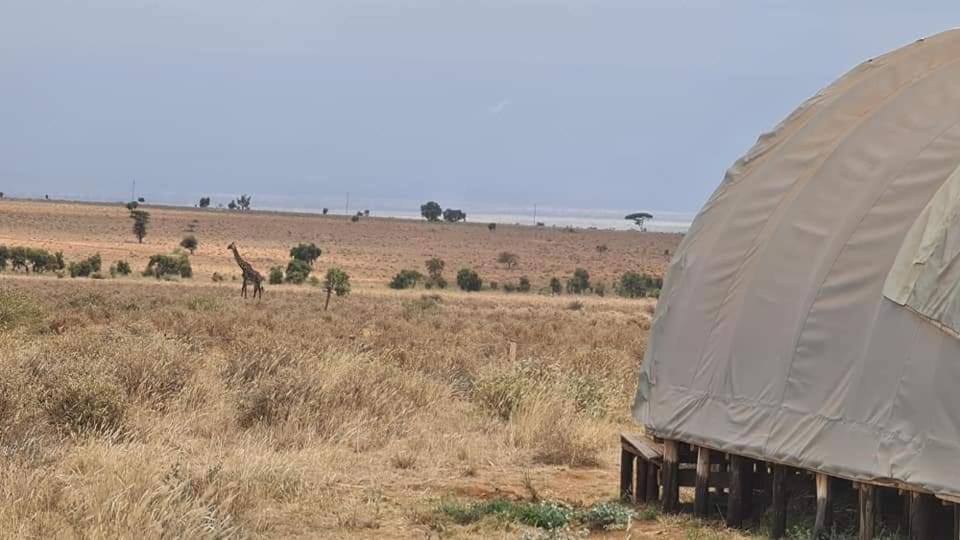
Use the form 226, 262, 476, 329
0, 199, 681, 286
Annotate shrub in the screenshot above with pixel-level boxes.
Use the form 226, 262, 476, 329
443, 208, 466, 223
129, 209, 150, 243
488, 281, 499, 290
144, 251, 192, 279
389, 269, 422, 290
420, 201, 442, 221
198, 197, 211, 208
126, 200, 139, 210
68, 253, 102, 278
322, 208, 329, 215
549, 277, 562, 295
580, 502, 632, 531
269, 266, 284, 285
456, 268, 482, 292
323, 267, 351, 310
285, 259, 311, 284
566, 268, 590, 294
497, 251, 519, 269
593, 281, 606, 297
179, 235, 198, 254
424, 257, 446, 288
488, 222, 496, 231
350, 214, 360, 222
289, 243, 322, 265
113, 260, 131, 276
518, 276, 531, 292
616, 272, 663, 298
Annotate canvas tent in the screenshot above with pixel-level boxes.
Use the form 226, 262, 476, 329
633, 29, 960, 501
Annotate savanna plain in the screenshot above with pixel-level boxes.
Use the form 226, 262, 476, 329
0, 200, 767, 538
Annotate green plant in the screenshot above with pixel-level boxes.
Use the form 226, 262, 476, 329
549, 277, 562, 295
389, 269, 422, 289
420, 201, 442, 222
323, 267, 351, 310
285, 259, 311, 284
113, 260, 131, 276
518, 276, 531, 292
456, 268, 482, 292
351, 214, 360, 222
126, 200, 139, 210
424, 257, 446, 288
198, 197, 211, 208
566, 268, 590, 294
144, 252, 192, 279
488, 223, 496, 231
269, 266, 284, 285
289, 243, 322, 266
129, 209, 150, 243
616, 271, 662, 298
579, 502, 632, 531
443, 208, 466, 223
180, 235, 198, 254
68, 253, 102, 278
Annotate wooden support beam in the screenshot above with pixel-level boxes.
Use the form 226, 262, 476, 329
694, 447, 710, 517
726, 454, 746, 527
661, 440, 680, 513
635, 457, 648, 503
909, 492, 933, 540
814, 473, 832, 538
770, 464, 788, 539
620, 448, 634, 502
645, 461, 659, 502
859, 483, 877, 540
954, 503, 959, 540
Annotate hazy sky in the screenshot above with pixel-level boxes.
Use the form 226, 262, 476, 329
2, 1, 958, 215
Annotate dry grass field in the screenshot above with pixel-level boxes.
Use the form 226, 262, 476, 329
0, 199, 679, 287
0, 201, 778, 538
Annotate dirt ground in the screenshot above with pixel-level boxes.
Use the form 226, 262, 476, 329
0, 199, 681, 286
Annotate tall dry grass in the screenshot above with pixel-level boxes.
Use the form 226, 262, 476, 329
0, 279, 653, 537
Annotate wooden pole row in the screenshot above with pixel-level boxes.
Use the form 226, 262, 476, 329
620, 436, 960, 539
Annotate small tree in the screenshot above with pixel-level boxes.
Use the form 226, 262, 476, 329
129, 209, 150, 243
497, 251, 519, 269
285, 259, 312, 284
126, 201, 139, 210
420, 201, 442, 222
68, 254, 102, 278
351, 214, 360, 222
290, 243, 322, 266
322, 208, 329, 215
144, 252, 192, 279
363, 209, 370, 217
137, 197, 145, 203
549, 277, 562, 295
617, 271, 663, 298
323, 267, 351, 310
111, 260, 131, 277
425, 257, 446, 288
237, 194, 252, 210
456, 268, 482, 292
389, 269, 422, 289
488, 223, 496, 231
625, 212, 653, 231
566, 268, 591, 294
443, 208, 466, 223
269, 266, 284, 285
518, 276, 531, 292
199, 197, 211, 208
228, 200, 238, 210
180, 235, 198, 254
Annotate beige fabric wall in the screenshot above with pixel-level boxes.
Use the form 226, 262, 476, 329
634, 29, 960, 499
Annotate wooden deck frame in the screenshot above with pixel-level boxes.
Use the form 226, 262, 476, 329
620, 432, 960, 539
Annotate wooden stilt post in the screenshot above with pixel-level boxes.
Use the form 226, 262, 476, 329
620, 448, 634, 502
909, 492, 933, 540
770, 464, 788, 539
635, 457, 648, 503
901, 490, 912, 535
645, 461, 659, 502
661, 440, 680, 513
859, 483, 877, 540
814, 473, 832, 538
953, 502, 959, 540
726, 454, 746, 527
694, 446, 710, 517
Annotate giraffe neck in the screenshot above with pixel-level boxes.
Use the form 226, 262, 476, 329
231, 246, 259, 278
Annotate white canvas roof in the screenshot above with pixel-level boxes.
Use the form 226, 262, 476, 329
634, 29, 960, 499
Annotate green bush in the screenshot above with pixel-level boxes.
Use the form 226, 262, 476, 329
144, 251, 192, 279
549, 277, 562, 295
566, 268, 590, 294
580, 502, 632, 531
269, 266, 284, 285
285, 259, 311, 284
290, 243, 322, 265
456, 268, 482, 292
518, 276, 531, 292
616, 271, 662, 298
389, 269, 422, 289
4, 246, 64, 273
424, 257, 446, 288
112, 260, 131, 276
179, 235, 198, 254
68, 253, 102, 278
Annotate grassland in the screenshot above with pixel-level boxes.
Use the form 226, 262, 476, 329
0, 200, 776, 538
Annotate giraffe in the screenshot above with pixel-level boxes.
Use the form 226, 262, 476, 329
227, 242, 264, 300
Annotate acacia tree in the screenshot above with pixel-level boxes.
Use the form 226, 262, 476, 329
290, 243, 322, 266
180, 235, 198, 254
323, 267, 351, 310
625, 212, 653, 231
420, 201, 442, 222
129, 209, 150, 243
198, 197, 211, 208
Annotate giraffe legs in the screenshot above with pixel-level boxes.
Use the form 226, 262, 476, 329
240, 277, 248, 298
